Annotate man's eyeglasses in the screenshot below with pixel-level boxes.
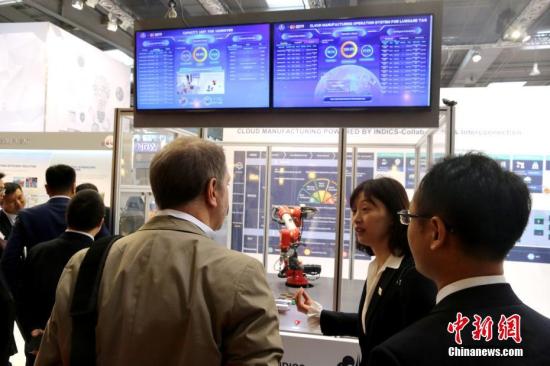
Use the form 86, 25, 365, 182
397, 209, 431, 225
397, 209, 455, 233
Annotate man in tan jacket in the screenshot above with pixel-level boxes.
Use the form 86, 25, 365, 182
36, 137, 283, 365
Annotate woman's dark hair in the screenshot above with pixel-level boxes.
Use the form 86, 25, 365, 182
350, 177, 410, 257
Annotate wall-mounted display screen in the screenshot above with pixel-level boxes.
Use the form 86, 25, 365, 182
273, 15, 433, 108
135, 24, 270, 110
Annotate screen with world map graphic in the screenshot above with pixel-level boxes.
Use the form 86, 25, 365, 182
273, 14, 433, 108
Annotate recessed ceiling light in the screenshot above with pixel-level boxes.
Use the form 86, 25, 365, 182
71, 0, 84, 10
510, 29, 522, 40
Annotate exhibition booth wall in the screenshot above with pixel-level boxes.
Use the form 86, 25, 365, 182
441, 86, 550, 319
0, 22, 130, 132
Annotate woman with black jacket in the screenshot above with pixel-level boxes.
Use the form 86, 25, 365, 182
295, 177, 436, 365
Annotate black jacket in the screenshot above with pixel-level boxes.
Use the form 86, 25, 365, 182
1, 197, 109, 295
19, 231, 94, 334
320, 255, 436, 365
0, 210, 12, 241
0, 271, 16, 363
0, 211, 12, 259
369, 283, 550, 365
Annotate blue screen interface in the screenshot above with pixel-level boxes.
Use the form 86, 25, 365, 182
273, 15, 433, 108
136, 24, 270, 109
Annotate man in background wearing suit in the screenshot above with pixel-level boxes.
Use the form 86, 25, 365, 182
1, 165, 76, 366
36, 137, 283, 366
0, 183, 26, 246
19, 189, 105, 356
75, 183, 111, 234
370, 154, 550, 365
1, 164, 76, 296
0, 172, 17, 366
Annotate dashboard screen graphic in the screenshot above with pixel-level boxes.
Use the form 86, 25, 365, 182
136, 24, 270, 110
273, 15, 433, 108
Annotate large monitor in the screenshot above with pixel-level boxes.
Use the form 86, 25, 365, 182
273, 14, 433, 108
135, 24, 270, 110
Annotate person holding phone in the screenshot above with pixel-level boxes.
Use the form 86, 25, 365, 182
295, 177, 436, 365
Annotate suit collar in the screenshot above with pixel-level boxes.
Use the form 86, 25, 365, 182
139, 215, 208, 238
155, 209, 214, 239
437, 275, 507, 304
432, 283, 521, 313
58, 231, 94, 245
49, 196, 71, 201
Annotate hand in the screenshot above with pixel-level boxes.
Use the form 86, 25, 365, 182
294, 288, 314, 314
30, 329, 44, 355
31, 329, 44, 337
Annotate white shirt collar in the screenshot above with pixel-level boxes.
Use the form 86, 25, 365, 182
155, 209, 215, 239
65, 229, 95, 241
436, 275, 507, 304
49, 195, 71, 200
5, 212, 17, 225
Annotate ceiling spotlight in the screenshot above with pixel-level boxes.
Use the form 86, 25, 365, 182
85, 0, 98, 8
107, 13, 118, 32
71, 0, 84, 10
510, 29, 522, 40
166, 0, 177, 18
530, 62, 541, 76
119, 19, 133, 31
471, 50, 482, 63
522, 34, 532, 43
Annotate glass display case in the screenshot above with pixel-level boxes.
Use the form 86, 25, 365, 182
110, 107, 453, 333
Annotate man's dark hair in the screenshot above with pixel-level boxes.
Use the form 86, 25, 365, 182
0, 172, 4, 180
150, 136, 226, 210
76, 183, 98, 193
66, 189, 105, 231
4, 182, 22, 196
415, 153, 531, 261
350, 177, 410, 257
46, 165, 76, 193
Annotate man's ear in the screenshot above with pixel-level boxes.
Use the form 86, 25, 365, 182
45, 184, 51, 196
428, 216, 448, 251
205, 177, 218, 208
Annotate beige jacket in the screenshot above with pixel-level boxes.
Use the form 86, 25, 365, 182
36, 215, 283, 365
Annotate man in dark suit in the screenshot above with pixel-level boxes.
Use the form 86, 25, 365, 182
0, 172, 17, 366
0, 183, 26, 246
369, 154, 550, 365
1, 165, 76, 296
0, 272, 16, 366
19, 189, 105, 355
75, 183, 111, 234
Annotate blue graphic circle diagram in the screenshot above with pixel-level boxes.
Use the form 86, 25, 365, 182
209, 48, 220, 61
324, 46, 338, 59
180, 50, 192, 62
193, 47, 208, 63
361, 45, 374, 58
340, 41, 358, 58
314, 65, 382, 104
